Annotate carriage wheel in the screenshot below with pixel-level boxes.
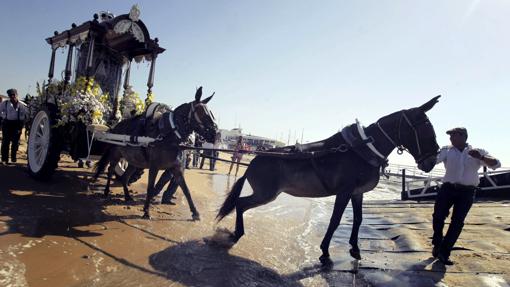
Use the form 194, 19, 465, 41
27, 106, 61, 181
114, 158, 144, 186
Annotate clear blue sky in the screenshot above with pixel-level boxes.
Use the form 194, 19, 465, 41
1, 0, 508, 166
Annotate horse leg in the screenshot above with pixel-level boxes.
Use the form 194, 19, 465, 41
172, 167, 200, 220
162, 176, 178, 205
349, 193, 363, 260
142, 167, 158, 219
232, 184, 279, 242
121, 166, 137, 202
103, 158, 117, 198
319, 192, 352, 264
152, 169, 173, 198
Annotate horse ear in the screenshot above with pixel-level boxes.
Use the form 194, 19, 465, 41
419, 95, 441, 112
202, 92, 215, 104
195, 86, 203, 102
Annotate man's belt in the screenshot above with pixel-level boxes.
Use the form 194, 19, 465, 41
443, 182, 477, 190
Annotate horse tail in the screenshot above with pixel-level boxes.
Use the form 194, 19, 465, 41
93, 146, 111, 181
216, 173, 247, 222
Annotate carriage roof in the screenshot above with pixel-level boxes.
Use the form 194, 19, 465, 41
46, 6, 165, 60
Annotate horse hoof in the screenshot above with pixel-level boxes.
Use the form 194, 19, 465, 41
192, 213, 200, 221
161, 200, 176, 205
319, 254, 333, 266
142, 213, 152, 220
349, 248, 361, 260
125, 196, 134, 202
102, 193, 109, 198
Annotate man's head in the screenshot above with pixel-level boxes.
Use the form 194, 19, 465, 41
446, 127, 468, 148
6, 89, 18, 103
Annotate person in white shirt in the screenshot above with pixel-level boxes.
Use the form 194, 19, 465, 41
0, 89, 28, 164
432, 127, 500, 265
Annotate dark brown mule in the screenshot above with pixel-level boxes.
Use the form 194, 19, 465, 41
94, 87, 218, 219
217, 96, 440, 264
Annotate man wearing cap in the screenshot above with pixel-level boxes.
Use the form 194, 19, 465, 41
432, 127, 500, 265
0, 89, 28, 164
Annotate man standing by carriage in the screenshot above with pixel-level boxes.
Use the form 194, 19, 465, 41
432, 127, 500, 265
0, 89, 28, 164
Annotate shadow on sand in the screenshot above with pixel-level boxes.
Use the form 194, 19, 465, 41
149, 239, 376, 286
149, 240, 305, 287
0, 163, 184, 239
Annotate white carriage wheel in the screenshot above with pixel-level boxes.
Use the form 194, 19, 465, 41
28, 110, 51, 173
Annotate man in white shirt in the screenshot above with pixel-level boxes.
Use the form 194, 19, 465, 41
0, 89, 28, 164
432, 127, 500, 265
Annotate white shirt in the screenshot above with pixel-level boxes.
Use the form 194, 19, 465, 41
0, 100, 28, 121
202, 142, 214, 149
437, 144, 501, 186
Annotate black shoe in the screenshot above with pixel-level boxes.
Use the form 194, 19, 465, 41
432, 246, 440, 258
438, 253, 454, 265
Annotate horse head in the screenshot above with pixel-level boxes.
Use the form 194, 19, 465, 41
399, 96, 440, 172
188, 87, 218, 143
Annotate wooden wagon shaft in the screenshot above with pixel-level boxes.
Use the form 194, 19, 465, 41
93, 131, 156, 147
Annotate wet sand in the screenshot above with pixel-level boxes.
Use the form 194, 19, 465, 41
1, 143, 509, 286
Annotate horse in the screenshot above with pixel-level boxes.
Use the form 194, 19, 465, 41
94, 87, 218, 220
216, 96, 441, 264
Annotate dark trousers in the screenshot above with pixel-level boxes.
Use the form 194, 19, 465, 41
1, 120, 23, 163
211, 151, 219, 170
199, 150, 214, 170
432, 183, 475, 258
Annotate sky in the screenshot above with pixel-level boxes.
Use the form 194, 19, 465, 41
0, 0, 509, 167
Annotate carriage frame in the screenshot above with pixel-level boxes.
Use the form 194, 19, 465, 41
27, 6, 165, 180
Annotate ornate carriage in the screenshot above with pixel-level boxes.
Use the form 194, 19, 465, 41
27, 6, 165, 180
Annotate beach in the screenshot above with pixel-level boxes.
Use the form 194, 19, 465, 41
1, 142, 509, 287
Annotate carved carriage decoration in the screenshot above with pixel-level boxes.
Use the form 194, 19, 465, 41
27, 6, 165, 180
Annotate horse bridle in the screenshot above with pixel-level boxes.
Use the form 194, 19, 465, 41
376, 111, 436, 164
188, 101, 216, 132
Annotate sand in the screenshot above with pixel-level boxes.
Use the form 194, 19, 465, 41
1, 140, 509, 287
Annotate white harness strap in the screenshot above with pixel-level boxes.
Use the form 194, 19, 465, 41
356, 119, 386, 159
168, 111, 182, 139
188, 103, 205, 128
146, 102, 160, 119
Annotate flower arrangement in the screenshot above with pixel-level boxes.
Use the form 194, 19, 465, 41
55, 77, 111, 126
145, 91, 154, 106
120, 85, 145, 118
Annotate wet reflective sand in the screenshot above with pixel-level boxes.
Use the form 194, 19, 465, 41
1, 148, 509, 286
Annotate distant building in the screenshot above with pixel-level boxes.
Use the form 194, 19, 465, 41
219, 128, 285, 150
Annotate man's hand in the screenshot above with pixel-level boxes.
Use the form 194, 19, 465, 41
468, 149, 483, 160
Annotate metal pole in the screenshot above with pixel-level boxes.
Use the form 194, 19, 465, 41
401, 169, 406, 200
48, 48, 56, 81
85, 33, 95, 78
146, 54, 156, 105
64, 44, 75, 85
123, 60, 131, 90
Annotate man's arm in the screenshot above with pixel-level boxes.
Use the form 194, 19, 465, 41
436, 146, 448, 164
468, 149, 501, 169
